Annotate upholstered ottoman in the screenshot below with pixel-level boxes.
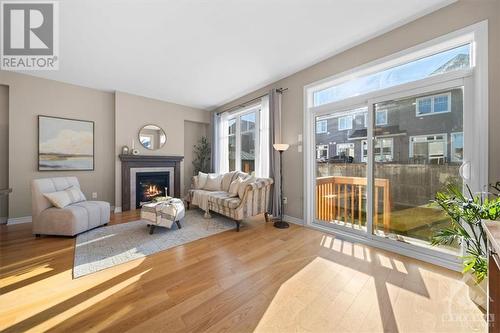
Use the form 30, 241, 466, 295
141, 199, 185, 234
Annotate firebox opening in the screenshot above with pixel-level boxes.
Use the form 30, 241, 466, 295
136, 171, 170, 208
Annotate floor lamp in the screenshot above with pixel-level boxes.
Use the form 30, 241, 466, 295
273, 143, 289, 229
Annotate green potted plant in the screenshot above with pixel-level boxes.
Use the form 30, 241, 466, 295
192, 136, 211, 174
431, 182, 500, 309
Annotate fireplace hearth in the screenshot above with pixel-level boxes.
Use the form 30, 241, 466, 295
136, 171, 170, 208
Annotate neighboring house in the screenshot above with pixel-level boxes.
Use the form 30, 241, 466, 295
315, 87, 464, 164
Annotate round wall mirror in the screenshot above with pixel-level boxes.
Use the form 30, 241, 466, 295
138, 125, 167, 150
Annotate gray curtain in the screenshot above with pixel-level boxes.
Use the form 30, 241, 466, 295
268, 88, 282, 218
211, 112, 219, 173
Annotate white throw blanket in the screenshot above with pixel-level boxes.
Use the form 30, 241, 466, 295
191, 190, 226, 218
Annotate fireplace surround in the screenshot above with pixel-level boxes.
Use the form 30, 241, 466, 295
119, 155, 183, 211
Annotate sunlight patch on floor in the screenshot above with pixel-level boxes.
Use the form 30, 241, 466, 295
28, 269, 152, 332
254, 242, 485, 333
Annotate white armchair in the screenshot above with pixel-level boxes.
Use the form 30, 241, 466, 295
31, 177, 110, 237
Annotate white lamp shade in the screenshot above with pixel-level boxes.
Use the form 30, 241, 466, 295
273, 143, 290, 152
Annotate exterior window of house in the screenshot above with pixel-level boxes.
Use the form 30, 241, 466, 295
410, 134, 447, 163
316, 120, 327, 134
451, 132, 464, 162
363, 113, 368, 128
361, 138, 393, 162
316, 145, 329, 160
313, 44, 470, 107
375, 110, 388, 125
416, 93, 451, 116
338, 115, 352, 130
336, 143, 354, 158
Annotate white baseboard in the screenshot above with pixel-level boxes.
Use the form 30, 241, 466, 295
7, 216, 32, 225
114, 207, 122, 213
283, 215, 304, 226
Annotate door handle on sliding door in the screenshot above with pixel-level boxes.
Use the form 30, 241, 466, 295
459, 161, 470, 180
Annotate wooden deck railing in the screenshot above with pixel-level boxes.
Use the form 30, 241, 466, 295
316, 176, 391, 230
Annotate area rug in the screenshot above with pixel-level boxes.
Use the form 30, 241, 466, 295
73, 209, 235, 278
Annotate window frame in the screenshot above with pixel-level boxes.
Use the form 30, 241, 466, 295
336, 142, 354, 157
409, 133, 448, 162
337, 115, 353, 131
450, 131, 464, 162
227, 105, 260, 174
415, 92, 452, 117
316, 120, 328, 134
316, 144, 329, 160
375, 109, 388, 125
361, 137, 393, 162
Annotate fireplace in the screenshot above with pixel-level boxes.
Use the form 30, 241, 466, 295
119, 155, 183, 212
135, 171, 170, 208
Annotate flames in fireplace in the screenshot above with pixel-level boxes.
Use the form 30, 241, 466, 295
136, 171, 170, 208
143, 184, 162, 199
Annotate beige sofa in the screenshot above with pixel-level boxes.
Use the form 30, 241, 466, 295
186, 171, 273, 231
31, 177, 110, 236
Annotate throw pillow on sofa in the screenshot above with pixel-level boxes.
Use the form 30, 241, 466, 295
203, 174, 222, 191
197, 172, 209, 189
237, 176, 255, 199
43, 186, 87, 208
228, 177, 242, 197
221, 171, 238, 192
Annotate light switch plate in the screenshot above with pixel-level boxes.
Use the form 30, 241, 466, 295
92, 192, 98, 199
298, 145, 302, 153
298, 134, 303, 142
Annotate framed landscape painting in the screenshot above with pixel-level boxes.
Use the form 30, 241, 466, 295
38, 116, 94, 171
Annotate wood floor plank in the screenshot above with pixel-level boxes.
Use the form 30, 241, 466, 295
0, 210, 486, 332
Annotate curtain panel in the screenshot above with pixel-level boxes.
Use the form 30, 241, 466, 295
269, 88, 282, 218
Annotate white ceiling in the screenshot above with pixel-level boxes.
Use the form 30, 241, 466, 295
24, 0, 454, 110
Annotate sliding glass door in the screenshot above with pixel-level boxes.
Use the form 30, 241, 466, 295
369, 84, 464, 253
312, 79, 470, 256
306, 25, 488, 268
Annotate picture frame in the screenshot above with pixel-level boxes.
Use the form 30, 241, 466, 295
38, 115, 95, 171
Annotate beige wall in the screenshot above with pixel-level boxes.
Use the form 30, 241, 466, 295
0, 72, 115, 218
0, 85, 8, 222
183, 121, 209, 196
114, 92, 210, 209
215, 0, 500, 220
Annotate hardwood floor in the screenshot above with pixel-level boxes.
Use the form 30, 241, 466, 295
0, 211, 485, 332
